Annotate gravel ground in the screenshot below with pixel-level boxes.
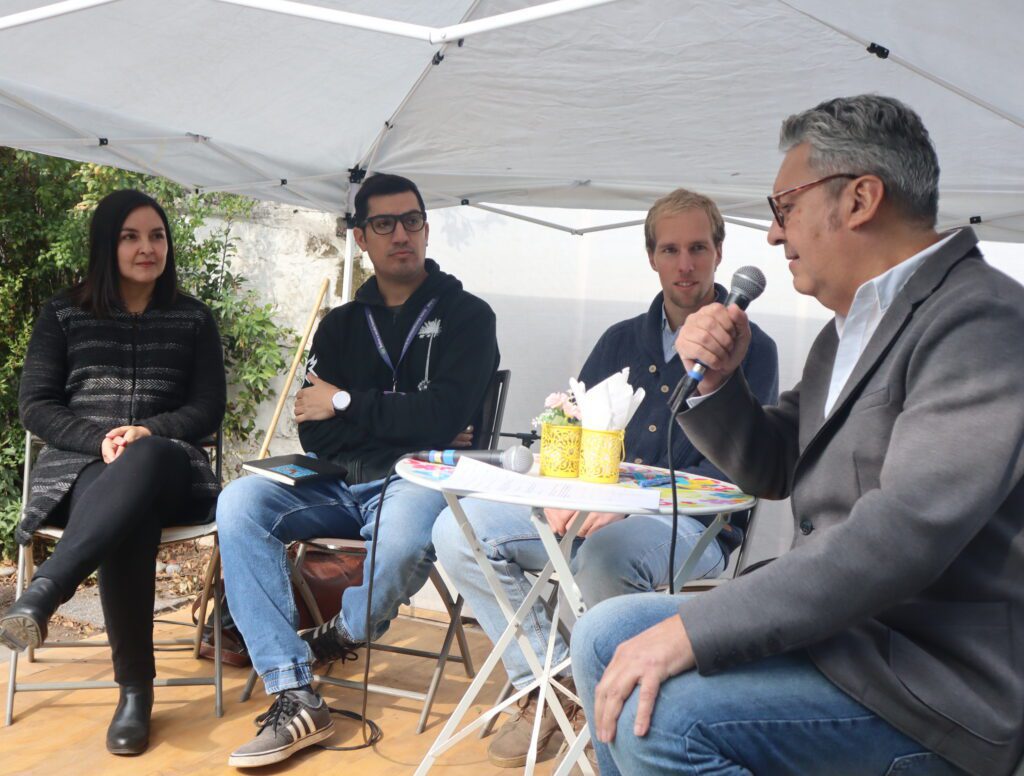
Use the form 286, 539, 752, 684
0, 540, 213, 660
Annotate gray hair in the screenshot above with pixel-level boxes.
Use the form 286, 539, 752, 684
779, 95, 939, 227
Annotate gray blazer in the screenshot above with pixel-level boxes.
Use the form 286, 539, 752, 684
676, 228, 1024, 775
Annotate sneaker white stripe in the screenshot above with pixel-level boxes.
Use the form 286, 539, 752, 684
299, 708, 315, 736
288, 719, 303, 740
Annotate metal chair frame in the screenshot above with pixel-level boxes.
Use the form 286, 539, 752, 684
478, 369, 511, 451
4, 431, 224, 726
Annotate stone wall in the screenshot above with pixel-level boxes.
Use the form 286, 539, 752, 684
204, 203, 371, 464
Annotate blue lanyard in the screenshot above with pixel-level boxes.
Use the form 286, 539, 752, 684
364, 297, 438, 391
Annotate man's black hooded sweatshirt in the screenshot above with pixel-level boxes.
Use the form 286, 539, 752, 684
298, 259, 499, 483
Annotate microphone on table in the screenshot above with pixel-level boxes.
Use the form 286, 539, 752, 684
668, 265, 767, 414
412, 445, 533, 473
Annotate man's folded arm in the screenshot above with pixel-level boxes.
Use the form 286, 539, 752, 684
341, 301, 498, 448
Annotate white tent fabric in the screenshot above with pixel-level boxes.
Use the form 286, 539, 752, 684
1, 0, 1022, 240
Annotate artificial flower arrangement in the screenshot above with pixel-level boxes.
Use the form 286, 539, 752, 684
535, 389, 582, 478
534, 391, 582, 428
535, 370, 645, 481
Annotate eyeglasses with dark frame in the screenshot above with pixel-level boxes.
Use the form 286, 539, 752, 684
362, 209, 427, 236
767, 173, 858, 228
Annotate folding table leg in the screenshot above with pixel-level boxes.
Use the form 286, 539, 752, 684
526, 595, 563, 776
414, 494, 581, 775
553, 725, 596, 776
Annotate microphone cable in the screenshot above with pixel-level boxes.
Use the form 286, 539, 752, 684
317, 456, 412, 751
665, 408, 681, 595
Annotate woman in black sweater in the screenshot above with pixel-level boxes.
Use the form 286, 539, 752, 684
0, 190, 226, 755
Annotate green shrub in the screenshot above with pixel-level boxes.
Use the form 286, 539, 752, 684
0, 150, 294, 559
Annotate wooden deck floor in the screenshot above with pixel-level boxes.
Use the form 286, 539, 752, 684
0, 609, 567, 776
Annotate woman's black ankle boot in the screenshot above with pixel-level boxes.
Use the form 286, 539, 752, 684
0, 576, 62, 651
106, 683, 154, 755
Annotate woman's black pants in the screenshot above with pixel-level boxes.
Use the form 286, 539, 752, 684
35, 436, 200, 685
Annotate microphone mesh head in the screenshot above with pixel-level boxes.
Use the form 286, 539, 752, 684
501, 445, 534, 474
731, 265, 767, 301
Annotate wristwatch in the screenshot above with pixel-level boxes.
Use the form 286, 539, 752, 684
331, 390, 351, 413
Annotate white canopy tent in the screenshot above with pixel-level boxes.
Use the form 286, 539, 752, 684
1, 0, 1023, 297
2, 0, 1021, 577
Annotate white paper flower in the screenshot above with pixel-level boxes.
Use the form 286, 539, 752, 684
418, 319, 442, 390
418, 319, 442, 339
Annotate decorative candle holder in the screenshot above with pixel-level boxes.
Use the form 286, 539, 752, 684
539, 422, 582, 478
579, 428, 625, 484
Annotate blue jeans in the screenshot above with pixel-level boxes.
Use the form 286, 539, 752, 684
217, 474, 445, 694
432, 500, 725, 690
571, 593, 965, 775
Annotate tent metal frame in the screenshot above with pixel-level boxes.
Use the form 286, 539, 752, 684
2, 0, 1021, 300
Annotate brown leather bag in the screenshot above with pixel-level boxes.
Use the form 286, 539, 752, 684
198, 546, 365, 663
290, 547, 365, 630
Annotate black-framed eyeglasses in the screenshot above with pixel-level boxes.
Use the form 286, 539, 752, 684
767, 173, 858, 228
362, 210, 427, 236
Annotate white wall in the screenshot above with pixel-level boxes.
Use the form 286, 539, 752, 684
428, 205, 1024, 565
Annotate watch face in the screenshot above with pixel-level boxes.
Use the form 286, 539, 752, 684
332, 390, 350, 411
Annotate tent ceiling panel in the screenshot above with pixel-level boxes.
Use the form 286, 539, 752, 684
789, 0, 1024, 127
0, 0, 1021, 240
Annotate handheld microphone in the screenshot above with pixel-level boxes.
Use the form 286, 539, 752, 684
668, 266, 767, 413
413, 445, 533, 473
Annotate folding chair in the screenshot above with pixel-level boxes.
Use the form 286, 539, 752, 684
240, 369, 512, 733
4, 431, 224, 726
680, 501, 763, 592
477, 369, 511, 450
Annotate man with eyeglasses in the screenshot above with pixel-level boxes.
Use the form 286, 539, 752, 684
571, 94, 1024, 775
217, 173, 499, 768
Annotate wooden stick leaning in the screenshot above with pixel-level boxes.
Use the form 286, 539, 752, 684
258, 277, 330, 459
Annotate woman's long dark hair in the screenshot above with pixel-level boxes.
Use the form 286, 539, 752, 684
70, 189, 178, 317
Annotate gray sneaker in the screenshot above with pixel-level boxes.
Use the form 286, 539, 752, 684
228, 690, 335, 768
300, 614, 362, 666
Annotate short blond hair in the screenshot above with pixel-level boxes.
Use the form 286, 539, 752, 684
644, 189, 725, 254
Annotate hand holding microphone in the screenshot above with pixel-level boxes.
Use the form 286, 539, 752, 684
670, 266, 766, 411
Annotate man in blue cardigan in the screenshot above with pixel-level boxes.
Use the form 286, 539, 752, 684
433, 188, 779, 768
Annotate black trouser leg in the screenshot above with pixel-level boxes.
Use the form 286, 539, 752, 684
99, 514, 166, 684
35, 436, 193, 682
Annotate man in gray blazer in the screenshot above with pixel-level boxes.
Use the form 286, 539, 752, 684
571, 94, 1024, 775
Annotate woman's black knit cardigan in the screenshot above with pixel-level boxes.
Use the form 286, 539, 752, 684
16, 291, 226, 545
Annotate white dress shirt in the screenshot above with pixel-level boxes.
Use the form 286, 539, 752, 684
686, 231, 959, 415
823, 231, 956, 416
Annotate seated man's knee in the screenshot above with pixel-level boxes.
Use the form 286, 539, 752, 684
431, 508, 461, 563
216, 477, 276, 534
575, 532, 643, 603
576, 530, 635, 576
